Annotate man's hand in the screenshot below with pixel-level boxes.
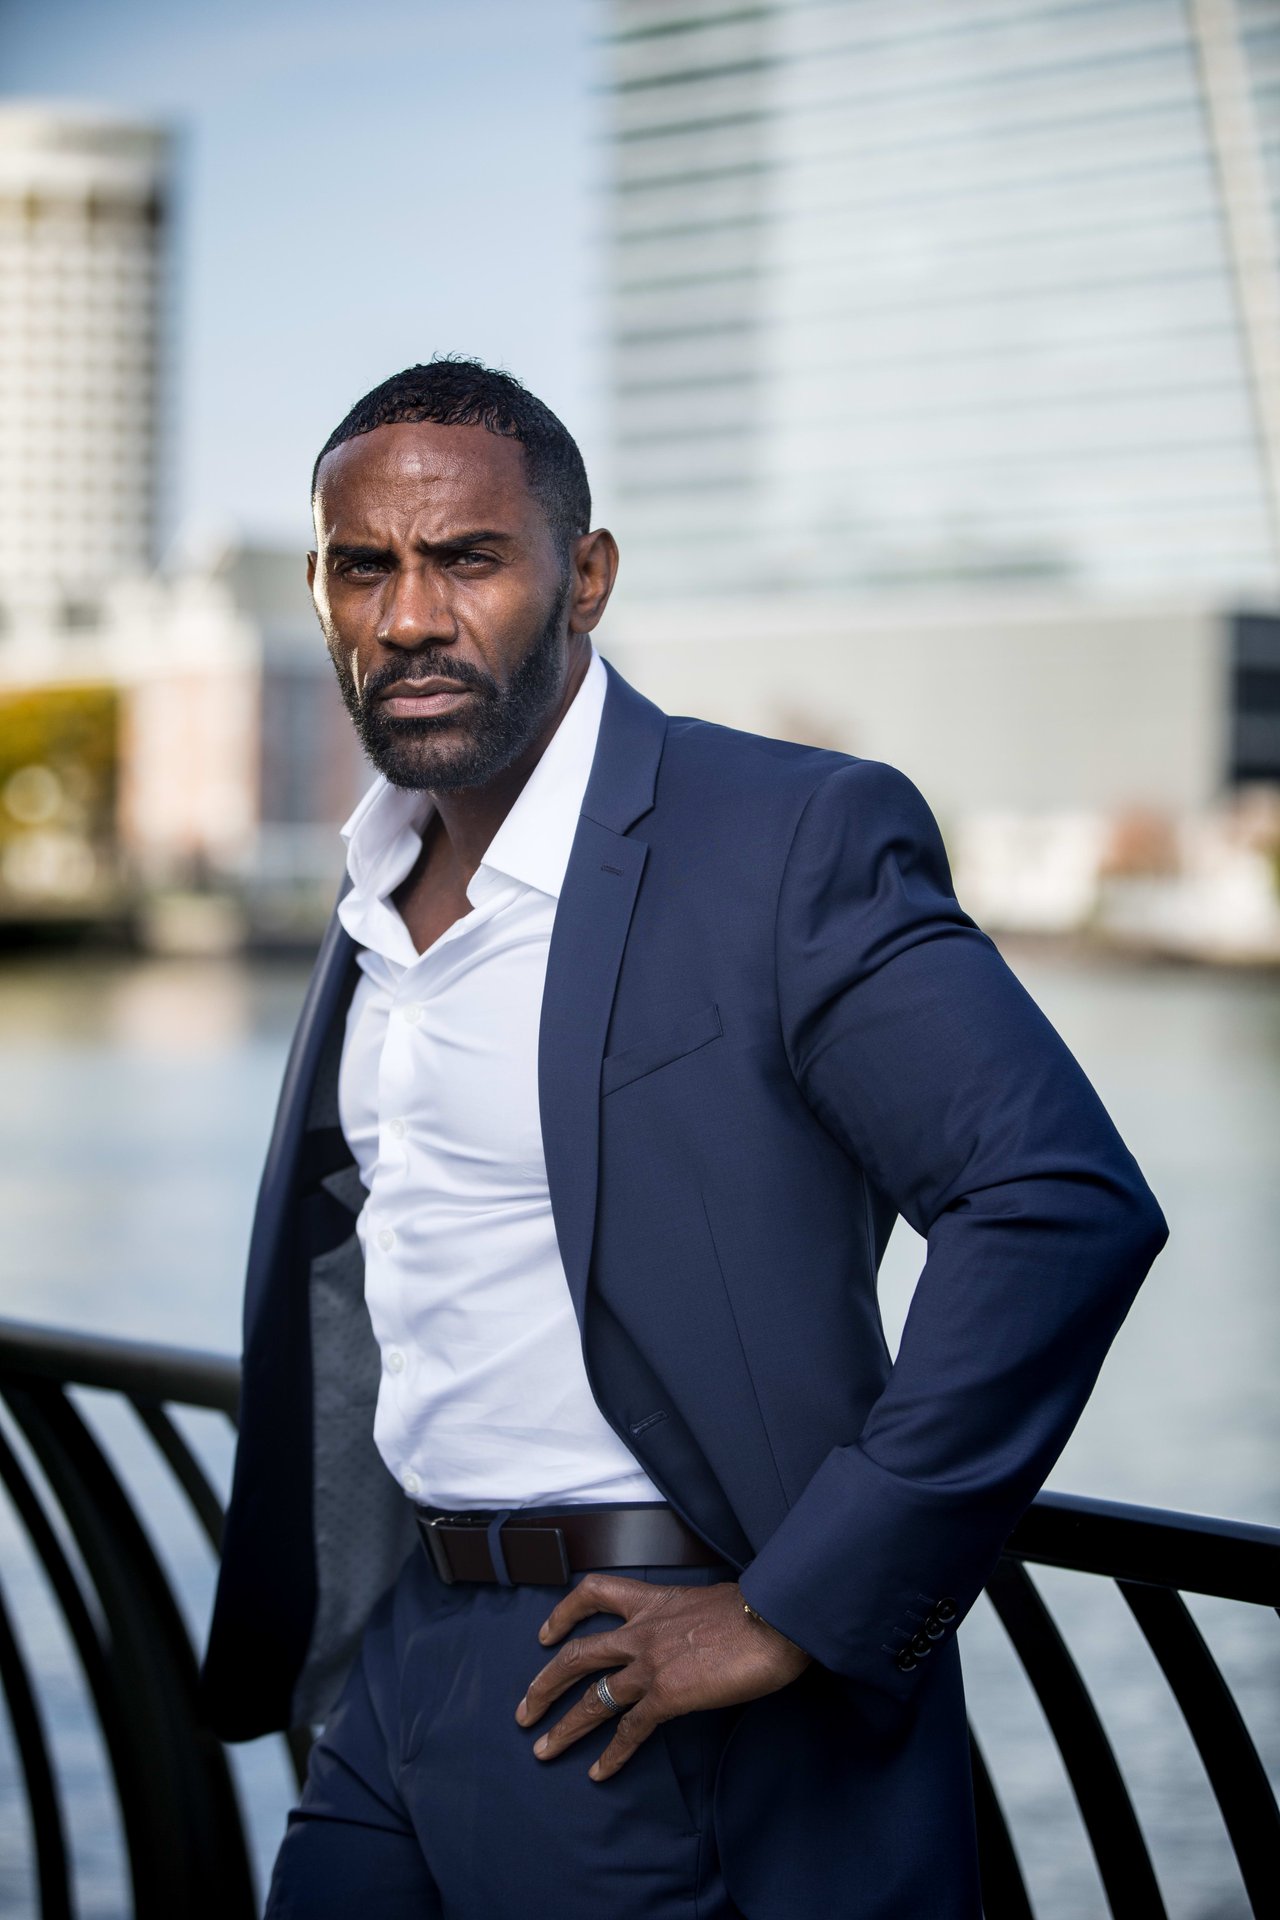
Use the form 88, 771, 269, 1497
514, 1575, 811, 1781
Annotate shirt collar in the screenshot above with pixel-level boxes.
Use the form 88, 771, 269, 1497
475, 644, 606, 901
338, 642, 607, 913
338, 772, 427, 895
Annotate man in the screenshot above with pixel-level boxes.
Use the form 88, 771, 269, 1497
202, 358, 1167, 1917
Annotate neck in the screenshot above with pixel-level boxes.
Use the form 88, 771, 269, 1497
427, 635, 593, 886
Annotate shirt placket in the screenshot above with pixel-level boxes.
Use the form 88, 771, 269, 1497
370, 882, 511, 1498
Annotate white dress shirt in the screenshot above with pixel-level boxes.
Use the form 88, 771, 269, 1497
336, 645, 663, 1510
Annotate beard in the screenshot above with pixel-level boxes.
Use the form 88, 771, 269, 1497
328, 578, 570, 792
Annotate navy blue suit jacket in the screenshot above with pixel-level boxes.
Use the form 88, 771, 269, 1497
203, 659, 1166, 1916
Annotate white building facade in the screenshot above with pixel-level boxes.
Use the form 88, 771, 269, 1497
0, 106, 170, 619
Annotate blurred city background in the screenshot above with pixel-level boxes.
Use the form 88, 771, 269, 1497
0, 2, 1277, 1916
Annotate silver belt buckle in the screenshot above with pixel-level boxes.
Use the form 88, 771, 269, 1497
419, 1511, 469, 1585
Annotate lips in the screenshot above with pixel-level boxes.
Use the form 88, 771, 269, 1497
377, 683, 476, 718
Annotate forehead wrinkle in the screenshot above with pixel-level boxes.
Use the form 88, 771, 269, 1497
314, 428, 553, 565
320, 478, 532, 554
323, 421, 525, 490
322, 506, 524, 555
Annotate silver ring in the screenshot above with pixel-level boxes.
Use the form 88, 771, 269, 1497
595, 1673, 622, 1715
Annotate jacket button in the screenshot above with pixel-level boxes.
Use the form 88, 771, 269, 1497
895, 1648, 918, 1672
934, 1596, 958, 1622
910, 1631, 933, 1657
926, 1618, 946, 1640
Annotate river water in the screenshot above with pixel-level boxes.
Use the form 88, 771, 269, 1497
0, 946, 1276, 1916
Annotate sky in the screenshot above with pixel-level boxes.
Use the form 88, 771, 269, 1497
0, 0, 602, 553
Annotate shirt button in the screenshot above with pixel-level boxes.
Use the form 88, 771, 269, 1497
385, 1347, 406, 1376
402, 1003, 423, 1026
388, 1117, 407, 1141
376, 1227, 396, 1252
401, 1467, 421, 1497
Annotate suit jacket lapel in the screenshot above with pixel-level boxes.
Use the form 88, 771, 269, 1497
243, 884, 359, 1345
539, 660, 668, 1330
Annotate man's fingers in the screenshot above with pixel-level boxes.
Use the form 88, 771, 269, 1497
591, 1699, 659, 1781
517, 1631, 629, 1723
537, 1572, 649, 1646
530, 1671, 643, 1760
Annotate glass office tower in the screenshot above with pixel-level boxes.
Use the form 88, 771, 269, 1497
603, 0, 1280, 598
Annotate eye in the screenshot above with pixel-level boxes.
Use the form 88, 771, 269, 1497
451, 549, 497, 569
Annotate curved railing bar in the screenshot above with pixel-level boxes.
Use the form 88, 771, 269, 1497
985, 1556, 1168, 1918
5, 1383, 257, 1920
1006, 1492, 1280, 1606
0, 1321, 307, 1798
131, 1401, 226, 1553
0, 1573, 72, 1920
1118, 1580, 1279, 1918
0, 1414, 139, 1877
125, 1399, 312, 1789
0, 1321, 238, 1421
2, 1317, 1277, 1580
967, 1726, 1034, 1920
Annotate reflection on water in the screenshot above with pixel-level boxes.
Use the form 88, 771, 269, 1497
0, 946, 1276, 1916
0, 956, 305, 1355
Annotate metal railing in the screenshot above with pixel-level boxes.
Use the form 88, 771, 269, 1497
0, 1318, 302, 1920
0, 1314, 1276, 1918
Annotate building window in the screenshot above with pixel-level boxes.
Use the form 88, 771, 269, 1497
1230, 612, 1280, 784
61, 599, 102, 632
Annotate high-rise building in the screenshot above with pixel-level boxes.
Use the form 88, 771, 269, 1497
0, 106, 170, 617
603, 0, 1280, 600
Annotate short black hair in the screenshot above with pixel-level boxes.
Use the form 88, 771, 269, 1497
312, 357, 591, 554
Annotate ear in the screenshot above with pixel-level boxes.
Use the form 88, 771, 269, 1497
568, 529, 619, 634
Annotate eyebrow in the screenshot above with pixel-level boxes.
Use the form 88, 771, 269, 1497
327, 531, 515, 562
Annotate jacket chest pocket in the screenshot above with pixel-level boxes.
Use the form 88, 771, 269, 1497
601, 1003, 723, 1096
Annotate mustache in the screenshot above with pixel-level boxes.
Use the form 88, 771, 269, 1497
361, 655, 496, 704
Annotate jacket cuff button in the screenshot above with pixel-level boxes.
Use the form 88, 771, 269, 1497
934, 1596, 958, 1622
895, 1647, 918, 1672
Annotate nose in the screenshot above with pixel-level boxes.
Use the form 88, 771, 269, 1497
378, 562, 457, 650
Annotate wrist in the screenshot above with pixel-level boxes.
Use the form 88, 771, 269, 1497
735, 1585, 810, 1663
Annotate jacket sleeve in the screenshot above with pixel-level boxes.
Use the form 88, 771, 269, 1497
737, 758, 1167, 1700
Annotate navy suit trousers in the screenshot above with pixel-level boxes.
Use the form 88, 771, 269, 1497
265, 1544, 745, 1918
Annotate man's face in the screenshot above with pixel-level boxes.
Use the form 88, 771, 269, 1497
309, 420, 577, 791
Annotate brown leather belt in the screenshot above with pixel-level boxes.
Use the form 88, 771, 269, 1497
413, 1501, 727, 1587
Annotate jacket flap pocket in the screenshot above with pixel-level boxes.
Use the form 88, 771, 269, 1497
602, 1003, 723, 1096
